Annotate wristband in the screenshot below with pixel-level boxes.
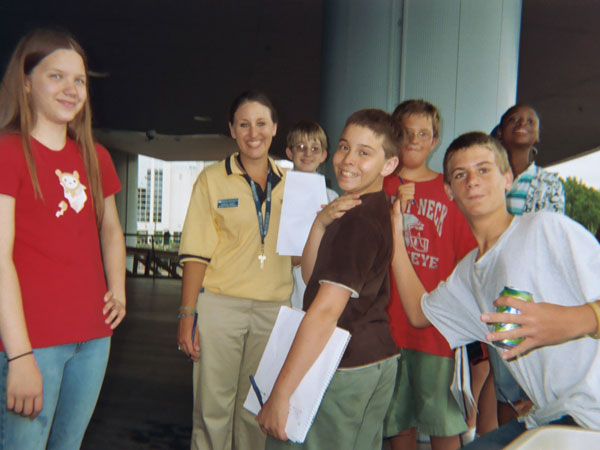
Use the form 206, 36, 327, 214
178, 305, 196, 313
178, 312, 196, 320
7, 350, 33, 363
588, 301, 600, 339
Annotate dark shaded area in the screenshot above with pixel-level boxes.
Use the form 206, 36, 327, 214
518, 0, 600, 166
0, 1, 323, 158
81, 278, 192, 450
2, 2, 598, 163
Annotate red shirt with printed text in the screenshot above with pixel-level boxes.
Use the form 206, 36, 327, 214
384, 174, 476, 357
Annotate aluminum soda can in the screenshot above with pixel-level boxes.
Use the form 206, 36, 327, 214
493, 286, 534, 349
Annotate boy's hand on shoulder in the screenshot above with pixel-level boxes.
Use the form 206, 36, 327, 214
315, 193, 361, 229
396, 182, 415, 213
303, 197, 359, 282
257, 392, 290, 441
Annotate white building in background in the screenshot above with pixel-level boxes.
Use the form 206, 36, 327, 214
136, 155, 294, 238
136, 155, 213, 235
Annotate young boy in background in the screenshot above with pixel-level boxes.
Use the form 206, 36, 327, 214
383, 100, 477, 450
391, 131, 600, 449
258, 109, 401, 449
285, 120, 338, 309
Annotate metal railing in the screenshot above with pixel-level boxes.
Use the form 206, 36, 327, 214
125, 233, 182, 279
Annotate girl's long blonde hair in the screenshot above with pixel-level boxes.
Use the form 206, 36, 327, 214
0, 28, 104, 226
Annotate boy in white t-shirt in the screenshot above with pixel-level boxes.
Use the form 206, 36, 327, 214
285, 120, 338, 309
391, 131, 600, 449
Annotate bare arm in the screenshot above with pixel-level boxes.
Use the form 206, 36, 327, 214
396, 182, 415, 213
177, 261, 207, 361
257, 282, 351, 440
481, 297, 599, 359
99, 195, 127, 329
0, 194, 43, 419
300, 215, 327, 284
390, 198, 430, 327
301, 194, 361, 283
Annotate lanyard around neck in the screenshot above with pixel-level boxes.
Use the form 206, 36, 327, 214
237, 155, 273, 247
237, 155, 273, 258
250, 171, 272, 247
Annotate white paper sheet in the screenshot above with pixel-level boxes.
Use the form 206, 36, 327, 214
243, 306, 351, 443
451, 345, 475, 419
277, 171, 328, 256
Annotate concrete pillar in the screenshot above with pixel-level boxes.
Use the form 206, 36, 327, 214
319, 0, 403, 191
319, 0, 521, 182
400, 0, 521, 171
109, 149, 138, 248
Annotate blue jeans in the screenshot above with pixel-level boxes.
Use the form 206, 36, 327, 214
0, 337, 110, 450
463, 415, 578, 450
488, 346, 527, 402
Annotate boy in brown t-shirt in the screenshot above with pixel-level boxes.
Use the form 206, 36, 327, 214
258, 109, 401, 449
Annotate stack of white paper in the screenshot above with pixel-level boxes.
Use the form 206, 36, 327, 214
244, 306, 351, 443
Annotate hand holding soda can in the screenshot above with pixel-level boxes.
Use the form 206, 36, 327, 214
491, 287, 534, 349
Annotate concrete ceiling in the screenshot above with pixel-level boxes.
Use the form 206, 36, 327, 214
518, 0, 600, 166
93, 129, 239, 162
1, 1, 597, 165
0, 1, 324, 161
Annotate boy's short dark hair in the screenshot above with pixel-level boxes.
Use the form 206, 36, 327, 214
344, 109, 402, 159
392, 99, 441, 138
443, 131, 511, 184
286, 120, 328, 151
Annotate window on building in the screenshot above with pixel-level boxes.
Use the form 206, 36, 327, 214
137, 187, 149, 222
153, 169, 163, 222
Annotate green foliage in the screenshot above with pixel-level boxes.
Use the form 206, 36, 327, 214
563, 177, 600, 233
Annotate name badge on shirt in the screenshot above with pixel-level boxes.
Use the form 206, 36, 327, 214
218, 198, 239, 208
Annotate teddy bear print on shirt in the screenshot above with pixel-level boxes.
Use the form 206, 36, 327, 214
55, 169, 87, 217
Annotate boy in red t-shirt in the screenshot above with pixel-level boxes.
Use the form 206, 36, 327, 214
383, 100, 478, 450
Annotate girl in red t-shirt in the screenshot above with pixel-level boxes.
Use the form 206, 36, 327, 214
0, 29, 126, 449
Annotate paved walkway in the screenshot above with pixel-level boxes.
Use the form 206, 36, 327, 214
81, 277, 432, 449
82, 278, 192, 449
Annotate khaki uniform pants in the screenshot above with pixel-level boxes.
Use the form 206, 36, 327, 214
192, 290, 287, 450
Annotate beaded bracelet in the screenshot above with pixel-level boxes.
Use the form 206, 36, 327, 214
178, 312, 196, 320
7, 350, 33, 363
588, 301, 600, 339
